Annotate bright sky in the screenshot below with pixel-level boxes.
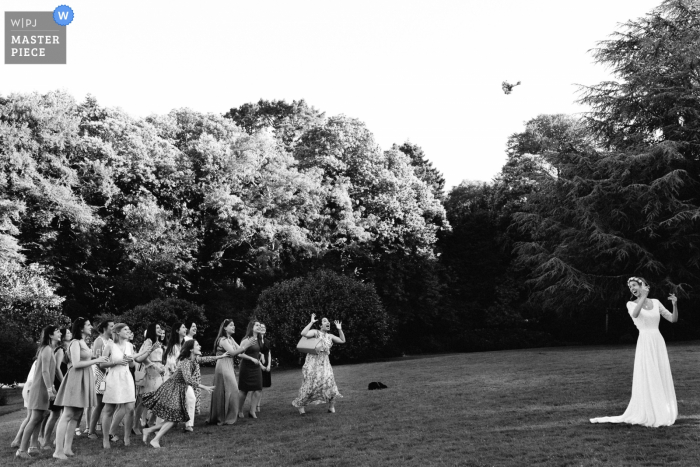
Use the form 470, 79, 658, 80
2, 0, 662, 192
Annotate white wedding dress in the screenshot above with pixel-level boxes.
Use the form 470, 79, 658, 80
590, 299, 677, 427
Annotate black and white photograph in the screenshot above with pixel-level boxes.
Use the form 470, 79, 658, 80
1, 0, 699, 465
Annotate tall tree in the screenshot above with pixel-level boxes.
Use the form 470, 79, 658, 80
224, 99, 325, 151
393, 142, 446, 201
513, 0, 700, 317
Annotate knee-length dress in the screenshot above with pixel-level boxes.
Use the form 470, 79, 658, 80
55, 340, 97, 408
103, 342, 136, 404
27, 345, 56, 411
238, 337, 262, 391
590, 299, 677, 427
292, 331, 342, 407
141, 356, 217, 423
260, 337, 272, 388
208, 337, 238, 425
138, 340, 164, 395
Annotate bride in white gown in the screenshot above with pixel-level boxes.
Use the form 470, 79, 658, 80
590, 277, 679, 427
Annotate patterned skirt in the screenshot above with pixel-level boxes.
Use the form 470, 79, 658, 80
141, 376, 190, 422
292, 352, 342, 407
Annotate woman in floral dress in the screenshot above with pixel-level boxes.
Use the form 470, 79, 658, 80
133, 323, 165, 432
292, 314, 346, 415
141, 340, 229, 448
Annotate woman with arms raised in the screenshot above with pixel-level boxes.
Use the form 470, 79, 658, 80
292, 314, 345, 415
590, 277, 680, 427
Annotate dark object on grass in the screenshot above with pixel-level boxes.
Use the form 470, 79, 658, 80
368, 382, 388, 390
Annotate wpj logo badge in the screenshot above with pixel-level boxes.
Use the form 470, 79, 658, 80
5, 6, 73, 64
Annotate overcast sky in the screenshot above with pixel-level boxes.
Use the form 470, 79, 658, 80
2, 0, 663, 191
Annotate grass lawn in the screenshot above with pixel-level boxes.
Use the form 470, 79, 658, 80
1, 342, 699, 466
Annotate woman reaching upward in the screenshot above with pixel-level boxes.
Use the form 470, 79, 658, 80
292, 314, 345, 415
590, 277, 680, 427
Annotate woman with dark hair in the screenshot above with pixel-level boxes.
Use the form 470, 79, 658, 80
292, 314, 345, 415
39, 327, 71, 449
208, 319, 254, 425
87, 319, 114, 438
163, 322, 187, 381
14, 326, 61, 459
184, 321, 197, 342
133, 323, 165, 432
100, 323, 153, 449
257, 323, 272, 413
591, 277, 680, 427
237, 320, 266, 419
53, 318, 109, 460
141, 340, 229, 448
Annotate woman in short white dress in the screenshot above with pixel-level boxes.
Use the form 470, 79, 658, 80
100, 323, 152, 448
590, 277, 680, 427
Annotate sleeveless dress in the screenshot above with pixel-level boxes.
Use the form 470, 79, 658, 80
208, 337, 239, 425
139, 340, 164, 395
55, 340, 97, 408
141, 357, 217, 422
590, 298, 677, 427
103, 342, 136, 404
238, 337, 262, 391
259, 337, 272, 388
292, 331, 342, 407
27, 345, 56, 411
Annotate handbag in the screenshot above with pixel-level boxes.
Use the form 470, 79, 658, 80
296, 333, 323, 355
134, 363, 151, 387
97, 368, 107, 393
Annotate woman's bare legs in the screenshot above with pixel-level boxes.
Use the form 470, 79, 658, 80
53, 407, 82, 459
11, 409, 31, 447
88, 394, 104, 435
142, 421, 174, 448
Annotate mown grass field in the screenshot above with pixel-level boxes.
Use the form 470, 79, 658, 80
1, 342, 699, 466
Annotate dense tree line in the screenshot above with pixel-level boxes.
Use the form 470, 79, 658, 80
1, 0, 699, 383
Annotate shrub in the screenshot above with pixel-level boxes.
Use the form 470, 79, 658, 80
255, 269, 391, 363
0, 328, 38, 386
118, 298, 208, 348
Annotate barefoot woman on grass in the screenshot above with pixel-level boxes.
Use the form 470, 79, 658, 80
53, 318, 109, 460
292, 314, 345, 415
208, 319, 253, 425
14, 326, 60, 459
141, 340, 229, 448
590, 277, 680, 427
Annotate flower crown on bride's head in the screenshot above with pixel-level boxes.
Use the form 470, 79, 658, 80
627, 277, 648, 288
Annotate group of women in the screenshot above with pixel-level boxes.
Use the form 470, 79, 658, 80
11, 314, 346, 458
